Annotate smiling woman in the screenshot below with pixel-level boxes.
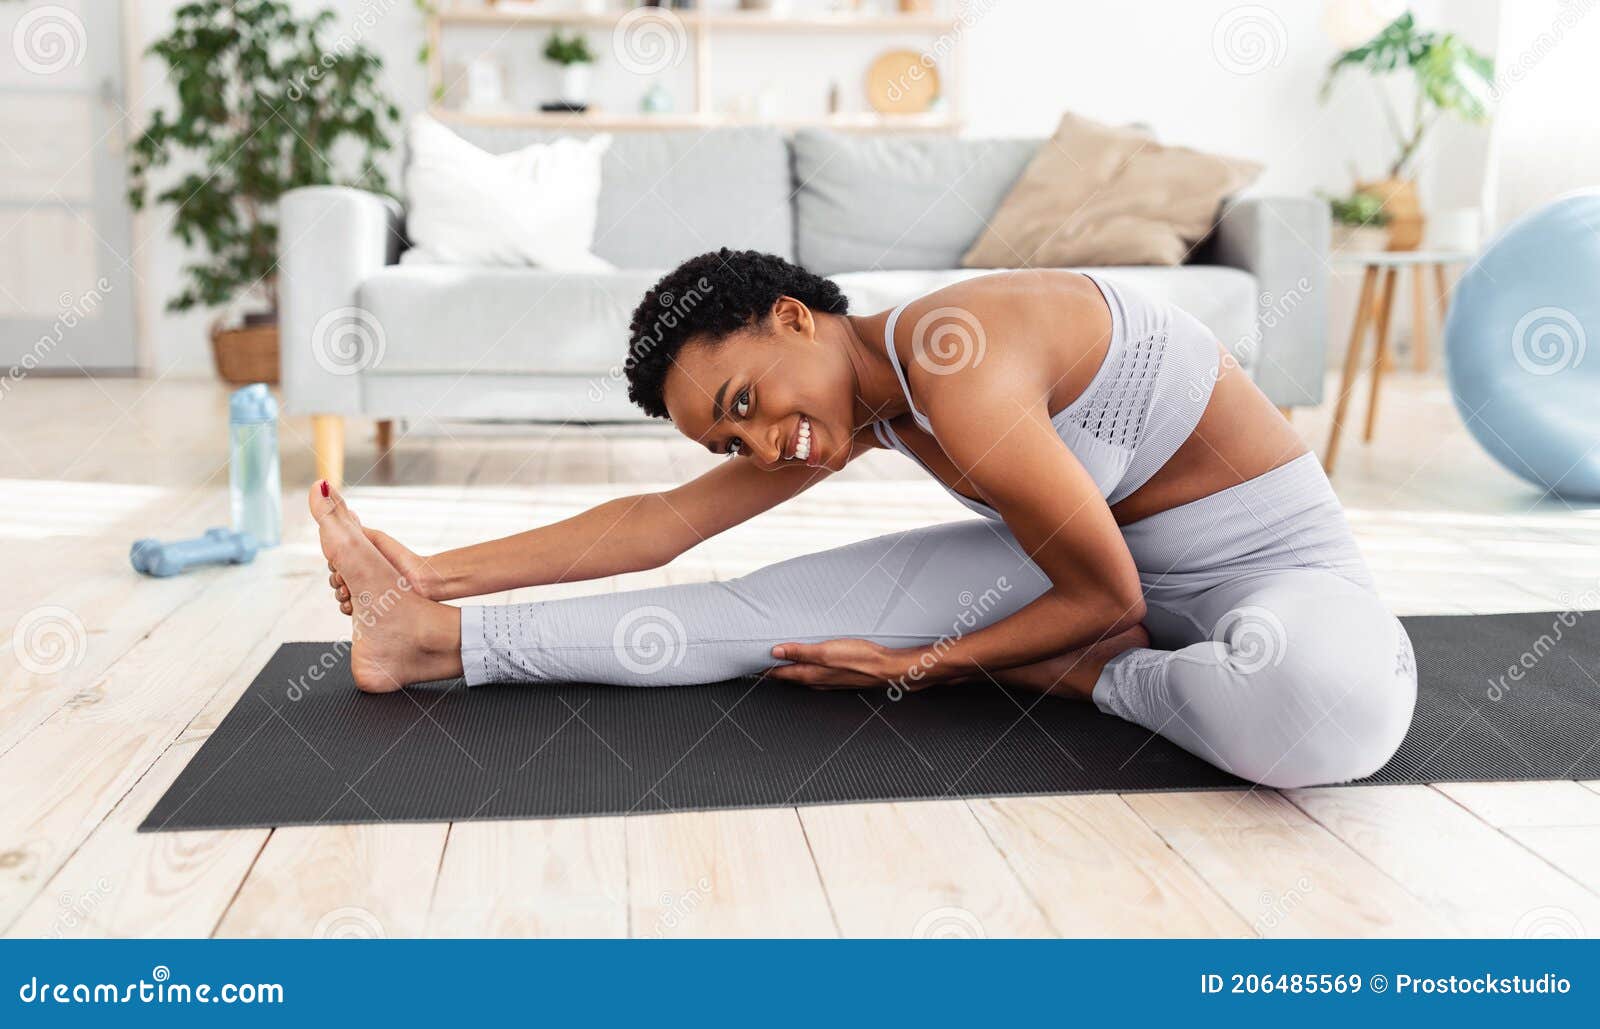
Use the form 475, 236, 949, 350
318, 248, 1417, 789
624, 250, 855, 468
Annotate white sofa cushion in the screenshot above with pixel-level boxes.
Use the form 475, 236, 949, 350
361, 265, 660, 375
403, 115, 612, 271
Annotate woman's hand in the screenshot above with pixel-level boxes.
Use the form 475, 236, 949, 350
764, 638, 937, 692
327, 528, 437, 613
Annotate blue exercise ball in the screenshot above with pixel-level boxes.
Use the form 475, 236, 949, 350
1445, 191, 1600, 499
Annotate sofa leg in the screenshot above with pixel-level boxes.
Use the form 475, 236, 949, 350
1277, 405, 1292, 421
313, 415, 345, 488
375, 419, 394, 455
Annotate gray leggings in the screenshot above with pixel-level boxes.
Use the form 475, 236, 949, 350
461, 454, 1417, 788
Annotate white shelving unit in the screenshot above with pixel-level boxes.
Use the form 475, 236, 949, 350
426, 3, 965, 132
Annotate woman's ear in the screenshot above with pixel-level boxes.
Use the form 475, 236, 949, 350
771, 295, 815, 339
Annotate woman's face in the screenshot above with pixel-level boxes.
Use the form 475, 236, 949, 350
660, 298, 855, 473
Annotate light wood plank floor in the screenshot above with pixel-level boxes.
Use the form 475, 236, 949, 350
3, 372, 1598, 939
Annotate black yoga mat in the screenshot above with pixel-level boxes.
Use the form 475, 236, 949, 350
141, 611, 1600, 830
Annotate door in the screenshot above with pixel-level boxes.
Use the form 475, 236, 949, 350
0, 1, 137, 371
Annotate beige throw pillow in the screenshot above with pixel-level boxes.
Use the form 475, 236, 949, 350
962, 112, 1262, 268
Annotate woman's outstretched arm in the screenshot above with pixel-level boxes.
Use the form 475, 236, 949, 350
378, 447, 850, 602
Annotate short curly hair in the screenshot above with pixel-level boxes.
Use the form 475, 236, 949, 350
623, 248, 849, 419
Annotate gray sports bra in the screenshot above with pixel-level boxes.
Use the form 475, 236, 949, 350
869, 273, 1220, 519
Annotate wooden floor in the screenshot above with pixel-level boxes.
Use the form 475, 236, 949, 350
3, 372, 1599, 938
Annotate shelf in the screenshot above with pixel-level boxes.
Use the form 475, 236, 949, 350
430, 106, 959, 132
437, 7, 959, 33
427, 5, 966, 136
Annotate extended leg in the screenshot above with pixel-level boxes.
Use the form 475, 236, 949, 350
1092, 568, 1416, 788
462, 519, 1054, 687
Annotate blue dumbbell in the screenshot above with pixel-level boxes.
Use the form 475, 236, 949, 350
130, 528, 259, 578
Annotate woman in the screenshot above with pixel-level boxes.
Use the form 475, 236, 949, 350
313, 249, 1416, 789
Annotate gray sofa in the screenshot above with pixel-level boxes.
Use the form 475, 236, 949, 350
280, 127, 1328, 484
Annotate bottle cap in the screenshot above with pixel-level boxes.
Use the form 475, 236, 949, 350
229, 383, 279, 424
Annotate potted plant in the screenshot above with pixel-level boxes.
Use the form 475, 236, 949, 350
127, 0, 399, 384
1323, 189, 1391, 252
544, 32, 596, 109
1321, 11, 1493, 250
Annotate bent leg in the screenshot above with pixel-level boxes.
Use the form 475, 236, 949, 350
462, 519, 1052, 687
1093, 569, 1417, 788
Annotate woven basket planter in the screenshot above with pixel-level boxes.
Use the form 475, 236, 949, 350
210, 319, 280, 385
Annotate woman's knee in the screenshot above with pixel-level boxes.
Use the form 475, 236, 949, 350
1207, 581, 1417, 788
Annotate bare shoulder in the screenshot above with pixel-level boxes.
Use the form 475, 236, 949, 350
889, 270, 1111, 418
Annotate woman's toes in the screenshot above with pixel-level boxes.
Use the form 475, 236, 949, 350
307, 479, 351, 524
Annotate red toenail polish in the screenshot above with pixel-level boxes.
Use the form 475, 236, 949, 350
320, 480, 329, 498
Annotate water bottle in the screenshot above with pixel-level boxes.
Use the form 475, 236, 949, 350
229, 383, 281, 547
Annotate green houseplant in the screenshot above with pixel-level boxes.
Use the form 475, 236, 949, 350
127, 0, 399, 382
1321, 188, 1391, 252
544, 31, 596, 107
1320, 11, 1493, 249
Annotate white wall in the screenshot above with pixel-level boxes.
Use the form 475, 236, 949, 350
130, 0, 1500, 375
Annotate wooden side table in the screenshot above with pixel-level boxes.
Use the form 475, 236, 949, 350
1324, 249, 1474, 473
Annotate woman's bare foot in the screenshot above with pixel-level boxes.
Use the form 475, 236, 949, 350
992, 624, 1151, 701
309, 481, 464, 693
327, 527, 438, 614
